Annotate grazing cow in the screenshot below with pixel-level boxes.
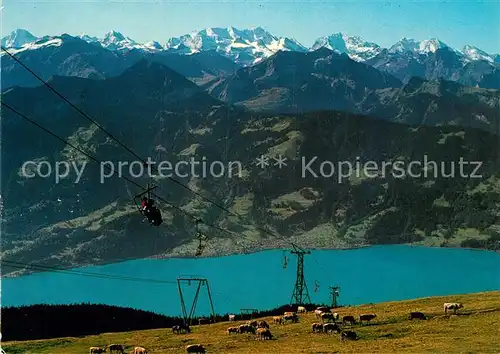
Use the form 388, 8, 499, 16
315, 307, 331, 318
227, 326, 239, 334
186, 344, 206, 353
272, 316, 283, 324
283, 313, 299, 323
198, 318, 210, 325
408, 312, 427, 320
332, 313, 340, 321
134, 347, 147, 354
239, 324, 256, 334
320, 312, 334, 323
89, 347, 106, 354
284, 311, 296, 316
341, 330, 358, 341
256, 327, 273, 340
229, 314, 236, 321
108, 344, 124, 354
247, 320, 258, 327
323, 323, 341, 334
297, 306, 306, 313
342, 315, 356, 325
257, 320, 269, 329
172, 324, 191, 334
311, 323, 323, 333
359, 314, 377, 324
444, 303, 463, 314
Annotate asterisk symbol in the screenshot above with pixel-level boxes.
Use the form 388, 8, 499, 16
273, 155, 287, 168
255, 155, 270, 169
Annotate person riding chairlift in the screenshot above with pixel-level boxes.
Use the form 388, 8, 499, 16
141, 196, 162, 226
141, 196, 151, 213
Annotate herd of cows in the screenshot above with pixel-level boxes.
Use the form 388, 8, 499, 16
88, 302, 465, 353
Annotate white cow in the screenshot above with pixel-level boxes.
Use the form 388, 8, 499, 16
315, 308, 331, 319
229, 314, 236, 321
444, 302, 463, 314
297, 306, 306, 313
134, 347, 147, 354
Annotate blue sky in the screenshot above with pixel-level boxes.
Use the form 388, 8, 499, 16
2, 0, 500, 53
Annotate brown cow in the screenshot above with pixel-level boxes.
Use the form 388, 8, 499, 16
257, 320, 269, 328
342, 315, 356, 325
172, 324, 191, 334
256, 328, 273, 340
408, 312, 427, 320
227, 326, 239, 334
107, 344, 124, 354
283, 313, 299, 323
186, 344, 206, 353
341, 330, 358, 341
134, 347, 147, 354
239, 324, 256, 334
359, 314, 377, 324
89, 347, 106, 354
272, 316, 283, 324
247, 320, 258, 327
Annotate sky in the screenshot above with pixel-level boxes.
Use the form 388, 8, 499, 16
2, 0, 500, 53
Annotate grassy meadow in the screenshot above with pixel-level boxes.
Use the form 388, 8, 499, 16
3, 291, 500, 353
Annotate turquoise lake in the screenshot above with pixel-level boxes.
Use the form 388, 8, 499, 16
2, 245, 499, 316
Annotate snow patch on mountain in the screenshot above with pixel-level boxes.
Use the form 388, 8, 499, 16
311, 33, 382, 61
5, 37, 63, 55
462, 45, 494, 63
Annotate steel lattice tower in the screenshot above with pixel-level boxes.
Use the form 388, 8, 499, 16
290, 247, 311, 305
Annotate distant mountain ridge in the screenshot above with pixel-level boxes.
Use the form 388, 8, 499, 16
3, 27, 497, 65
4, 27, 498, 90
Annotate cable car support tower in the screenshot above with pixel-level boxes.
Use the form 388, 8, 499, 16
289, 244, 311, 305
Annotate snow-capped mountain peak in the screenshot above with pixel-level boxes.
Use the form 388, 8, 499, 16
103, 30, 127, 42
462, 45, 494, 63
418, 38, 447, 53
144, 40, 164, 51
78, 31, 161, 52
389, 37, 448, 55
164, 26, 305, 65
1, 29, 38, 48
310, 32, 382, 61
100, 30, 138, 50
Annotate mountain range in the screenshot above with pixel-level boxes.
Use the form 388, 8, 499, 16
2, 27, 499, 92
3, 28, 498, 64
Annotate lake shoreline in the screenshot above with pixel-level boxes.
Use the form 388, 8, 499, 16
148, 242, 499, 262
3, 243, 498, 279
